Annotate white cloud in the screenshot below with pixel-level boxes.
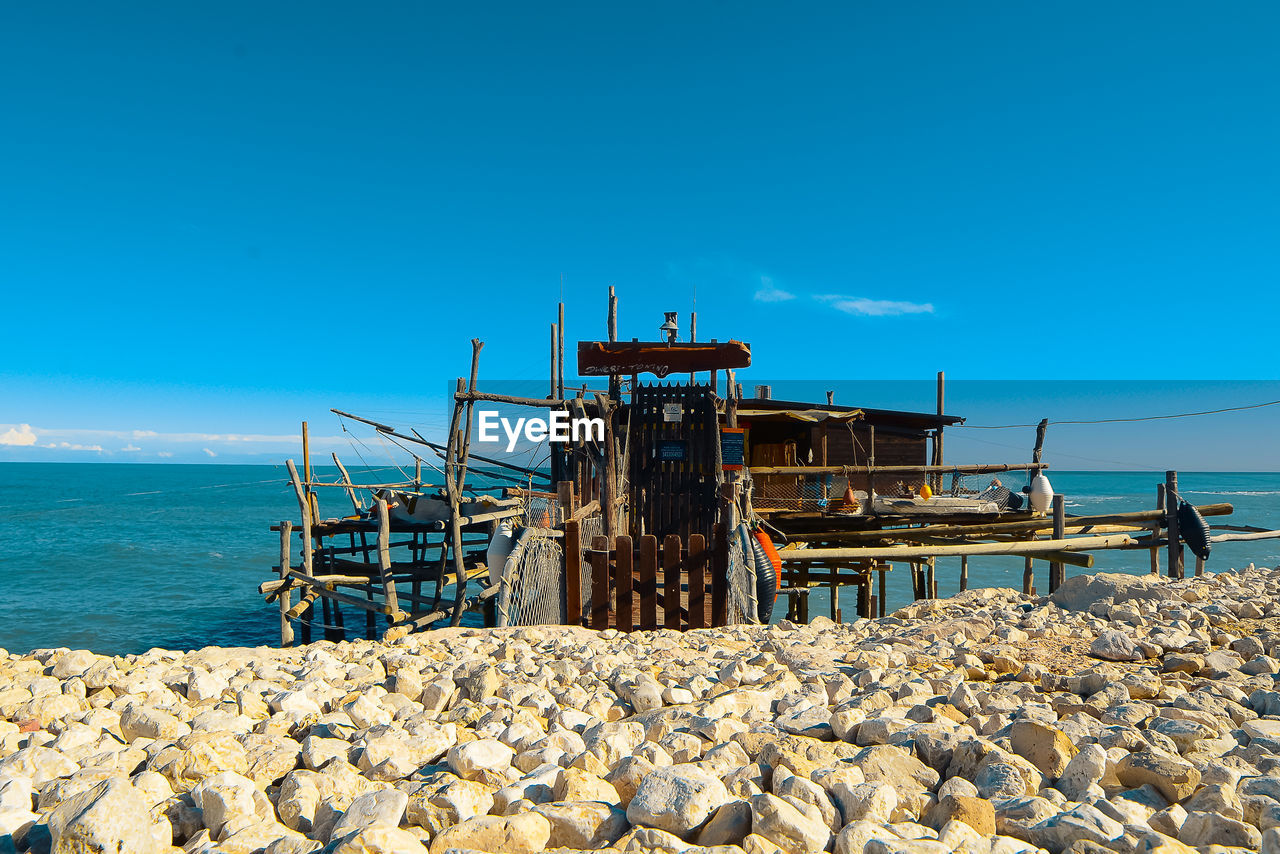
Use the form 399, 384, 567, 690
0, 424, 37, 446
202, 448, 217, 457
43, 441, 104, 452
132, 430, 158, 438
121, 444, 142, 452
157, 451, 174, 458
816, 295, 935, 317
753, 276, 795, 303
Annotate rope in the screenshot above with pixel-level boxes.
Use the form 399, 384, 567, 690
959, 398, 1280, 429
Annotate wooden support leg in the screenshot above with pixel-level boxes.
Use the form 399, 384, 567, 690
278, 522, 294, 647
856, 577, 870, 619
959, 556, 968, 592
878, 565, 888, 617
927, 558, 936, 599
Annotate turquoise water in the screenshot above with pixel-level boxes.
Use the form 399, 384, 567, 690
1, 464, 1277, 655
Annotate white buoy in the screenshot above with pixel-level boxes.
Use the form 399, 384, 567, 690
1029, 472, 1054, 515
486, 519, 517, 586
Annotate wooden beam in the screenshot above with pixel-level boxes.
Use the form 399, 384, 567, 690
778, 533, 1136, 562
749, 463, 1049, 476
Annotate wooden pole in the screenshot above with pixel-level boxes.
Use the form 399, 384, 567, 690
1049, 493, 1065, 592
550, 322, 558, 401
278, 521, 294, 646
933, 371, 945, 491
302, 421, 311, 485
375, 497, 400, 621
558, 302, 565, 402
1031, 418, 1048, 473
867, 425, 876, 504
608, 286, 620, 402
959, 556, 968, 592
1150, 483, 1165, 574
331, 454, 363, 514
285, 460, 314, 643
1166, 471, 1184, 580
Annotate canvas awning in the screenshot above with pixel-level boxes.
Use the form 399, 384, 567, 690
734, 408, 864, 423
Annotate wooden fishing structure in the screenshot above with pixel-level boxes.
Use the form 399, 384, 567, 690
263, 288, 1280, 644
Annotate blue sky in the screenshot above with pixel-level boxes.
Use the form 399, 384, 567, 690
2, 2, 1278, 465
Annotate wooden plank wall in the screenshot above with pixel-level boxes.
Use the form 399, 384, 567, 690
627, 383, 720, 541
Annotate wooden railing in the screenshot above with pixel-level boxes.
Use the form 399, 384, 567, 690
564, 521, 729, 631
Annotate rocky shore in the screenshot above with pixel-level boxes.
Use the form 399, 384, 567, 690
4, 567, 1280, 854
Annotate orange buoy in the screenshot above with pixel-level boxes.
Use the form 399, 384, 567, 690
919, 483, 933, 500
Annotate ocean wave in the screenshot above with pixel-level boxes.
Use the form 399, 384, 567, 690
1182, 490, 1280, 496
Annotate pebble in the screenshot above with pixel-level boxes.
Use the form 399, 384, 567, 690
0, 568, 1279, 853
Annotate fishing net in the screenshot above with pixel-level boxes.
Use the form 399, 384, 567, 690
496, 531, 564, 626
577, 512, 604, 623
522, 495, 563, 527
725, 530, 758, 625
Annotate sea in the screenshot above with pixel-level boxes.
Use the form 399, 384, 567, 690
1, 463, 1278, 656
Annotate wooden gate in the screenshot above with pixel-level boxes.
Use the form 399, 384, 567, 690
627, 383, 721, 541
563, 521, 729, 630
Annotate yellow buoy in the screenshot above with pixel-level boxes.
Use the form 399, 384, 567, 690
919, 483, 933, 500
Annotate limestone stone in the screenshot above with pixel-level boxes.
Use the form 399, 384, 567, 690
923, 795, 995, 836
425, 811, 551, 854
44, 777, 170, 854
626, 764, 730, 839
748, 793, 832, 854
1009, 719, 1076, 778
1115, 750, 1201, 804
532, 800, 630, 849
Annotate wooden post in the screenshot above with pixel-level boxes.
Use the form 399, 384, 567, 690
591, 535, 610, 630
302, 421, 318, 524
855, 576, 869, 619
1150, 483, 1165, 575
688, 534, 706, 629
557, 480, 577, 522
375, 497, 399, 620
664, 534, 681, 629
565, 519, 582, 625
595, 394, 620, 540
616, 535, 633, 631
878, 564, 888, 617
959, 556, 968, 591
286, 460, 314, 643
1023, 555, 1034, 595
1195, 554, 1206, 577
1049, 494, 1065, 593
867, 425, 877, 504
927, 557, 936, 599
639, 534, 658, 629
550, 322, 558, 401
332, 454, 363, 514
1031, 418, 1049, 471
711, 523, 729, 627
1166, 471, 1184, 579
831, 576, 841, 621
558, 301, 565, 402
278, 521, 294, 647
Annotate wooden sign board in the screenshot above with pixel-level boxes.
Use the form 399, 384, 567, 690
720, 428, 745, 470
577, 340, 751, 378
